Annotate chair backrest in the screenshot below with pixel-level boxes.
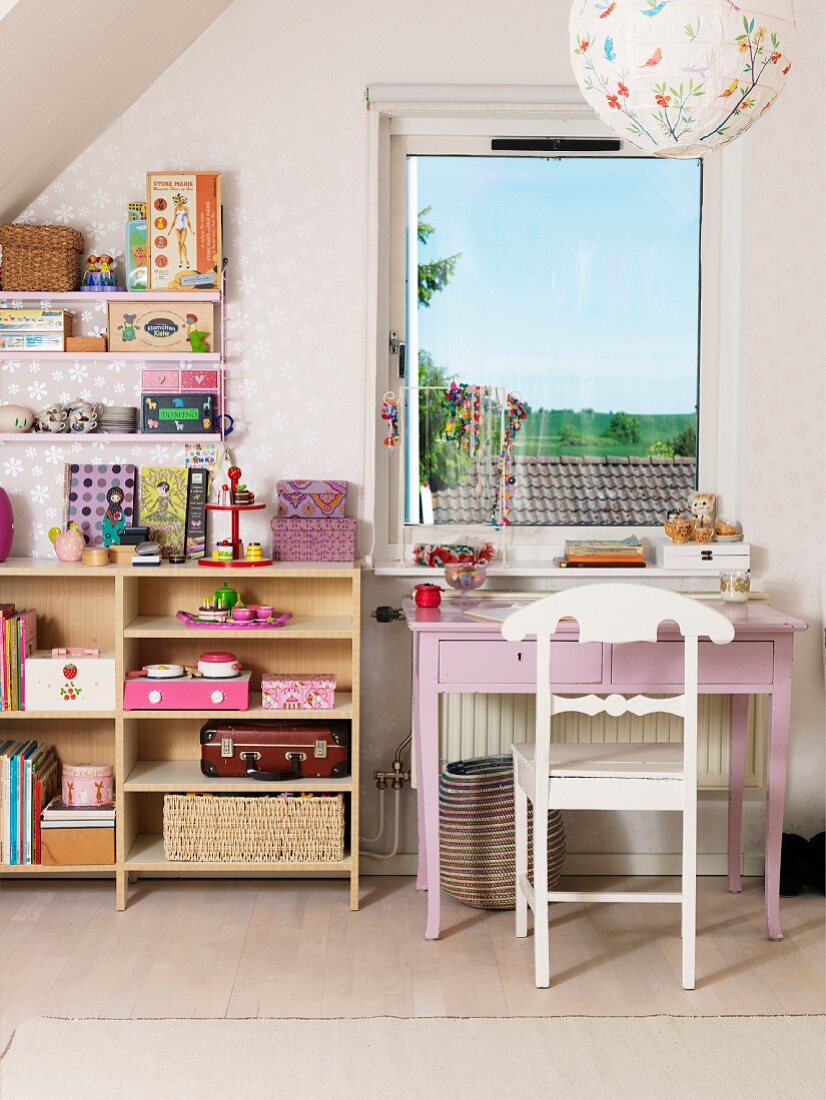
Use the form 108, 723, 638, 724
501, 585, 735, 794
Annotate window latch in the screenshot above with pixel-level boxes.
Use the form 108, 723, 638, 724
389, 331, 406, 379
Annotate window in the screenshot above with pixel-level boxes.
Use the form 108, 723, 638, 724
398, 148, 702, 529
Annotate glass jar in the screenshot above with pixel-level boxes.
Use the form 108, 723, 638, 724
720, 570, 750, 602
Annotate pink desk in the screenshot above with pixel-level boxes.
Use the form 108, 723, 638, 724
405, 597, 807, 942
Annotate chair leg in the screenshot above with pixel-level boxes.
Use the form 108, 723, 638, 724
532, 802, 550, 988
682, 796, 697, 990
515, 781, 529, 939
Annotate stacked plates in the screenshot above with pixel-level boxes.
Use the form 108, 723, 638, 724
98, 405, 138, 433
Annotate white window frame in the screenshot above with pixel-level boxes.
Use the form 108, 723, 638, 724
364, 86, 748, 566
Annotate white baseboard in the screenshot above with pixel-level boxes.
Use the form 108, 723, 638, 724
360, 851, 765, 877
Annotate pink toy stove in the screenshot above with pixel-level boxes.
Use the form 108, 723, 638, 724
123, 670, 251, 711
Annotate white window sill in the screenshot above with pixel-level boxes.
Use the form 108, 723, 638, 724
371, 560, 731, 580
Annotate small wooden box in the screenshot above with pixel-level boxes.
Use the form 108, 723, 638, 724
66, 335, 107, 352
40, 826, 114, 866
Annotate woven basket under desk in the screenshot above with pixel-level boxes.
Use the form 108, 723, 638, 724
163, 794, 346, 863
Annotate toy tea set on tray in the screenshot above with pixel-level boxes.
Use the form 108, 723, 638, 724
177, 580, 292, 629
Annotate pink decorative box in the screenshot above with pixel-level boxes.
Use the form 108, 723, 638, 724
262, 674, 336, 710
271, 517, 357, 562
276, 480, 348, 518
61, 763, 114, 807
123, 671, 251, 711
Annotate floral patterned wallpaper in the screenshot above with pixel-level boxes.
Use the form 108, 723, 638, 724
0, 0, 822, 855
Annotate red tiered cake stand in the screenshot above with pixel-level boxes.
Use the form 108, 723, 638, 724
198, 502, 273, 568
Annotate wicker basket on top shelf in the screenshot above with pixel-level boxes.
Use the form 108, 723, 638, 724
0, 223, 85, 292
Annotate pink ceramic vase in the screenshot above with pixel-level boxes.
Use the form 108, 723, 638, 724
0, 487, 13, 562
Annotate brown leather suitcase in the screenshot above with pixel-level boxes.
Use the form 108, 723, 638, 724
200, 721, 349, 781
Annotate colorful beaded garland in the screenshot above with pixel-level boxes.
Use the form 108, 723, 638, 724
444, 382, 482, 456
381, 391, 400, 450
491, 394, 528, 528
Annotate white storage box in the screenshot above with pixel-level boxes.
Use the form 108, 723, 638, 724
25, 648, 116, 712
654, 536, 750, 573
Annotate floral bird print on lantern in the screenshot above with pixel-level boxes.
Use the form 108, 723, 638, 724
569, 1, 795, 157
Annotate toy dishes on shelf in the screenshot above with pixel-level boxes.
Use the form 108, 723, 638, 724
98, 405, 138, 434
715, 518, 744, 542
692, 524, 715, 545
197, 652, 242, 678
663, 513, 696, 544
175, 609, 292, 630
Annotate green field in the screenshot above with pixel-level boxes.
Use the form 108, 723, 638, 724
514, 409, 696, 458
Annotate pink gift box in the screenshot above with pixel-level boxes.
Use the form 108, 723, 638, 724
276, 480, 347, 518
262, 674, 336, 710
271, 517, 357, 562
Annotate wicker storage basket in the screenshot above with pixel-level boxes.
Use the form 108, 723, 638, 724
440, 756, 566, 910
0, 223, 84, 292
163, 793, 346, 863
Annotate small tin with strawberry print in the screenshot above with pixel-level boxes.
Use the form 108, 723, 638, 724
24, 647, 116, 712
61, 763, 114, 807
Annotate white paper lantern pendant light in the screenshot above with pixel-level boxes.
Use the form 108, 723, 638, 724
569, 1, 796, 157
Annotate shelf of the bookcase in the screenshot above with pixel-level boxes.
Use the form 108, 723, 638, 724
125, 834, 352, 872
123, 691, 353, 720
0, 863, 115, 874
123, 759, 353, 793
123, 615, 354, 639
0, 710, 117, 720
0, 351, 221, 362
0, 290, 222, 303
0, 433, 221, 444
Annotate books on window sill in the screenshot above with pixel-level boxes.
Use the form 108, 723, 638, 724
559, 536, 647, 568
0, 741, 58, 864
41, 796, 116, 827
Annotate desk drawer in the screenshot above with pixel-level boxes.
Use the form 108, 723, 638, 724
438, 640, 603, 686
611, 641, 773, 686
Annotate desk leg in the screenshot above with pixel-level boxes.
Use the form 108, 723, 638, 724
727, 693, 750, 893
418, 635, 442, 940
766, 635, 794, 941
411, 634, 428, 892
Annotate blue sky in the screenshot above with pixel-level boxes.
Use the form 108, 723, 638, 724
413, 156, 701, 415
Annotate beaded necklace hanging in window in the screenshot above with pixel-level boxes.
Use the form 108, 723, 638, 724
444, 382, 483, 456
491, 394, 528, 528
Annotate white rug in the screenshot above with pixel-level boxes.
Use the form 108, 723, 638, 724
2, 1016, 823, 1099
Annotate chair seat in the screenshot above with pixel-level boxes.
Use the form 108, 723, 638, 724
512, 741, 685, 780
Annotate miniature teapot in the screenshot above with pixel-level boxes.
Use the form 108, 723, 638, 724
48, 522, 85, 562
0, 404, 34, 433
35, 403, 68, 433
214, 582, 239, 610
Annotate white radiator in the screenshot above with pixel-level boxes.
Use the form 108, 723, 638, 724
436, 693, 764, 790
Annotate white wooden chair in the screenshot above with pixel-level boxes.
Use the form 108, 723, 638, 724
502, 585, 735, 990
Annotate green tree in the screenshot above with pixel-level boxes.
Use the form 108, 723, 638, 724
604, 411, 642, 444
417, 207, 461, 308
649, 440, 675, 458
669, 423, 697, 457
560, 424, 583, 446
418, 350, 472, 490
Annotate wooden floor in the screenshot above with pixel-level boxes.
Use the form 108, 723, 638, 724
1, 876, 823, 1049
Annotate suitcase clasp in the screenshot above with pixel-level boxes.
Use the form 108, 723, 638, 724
314, 740, 328, 759
220, 737, 234, 758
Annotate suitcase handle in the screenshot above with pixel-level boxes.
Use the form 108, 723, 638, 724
242, 752, 304, 782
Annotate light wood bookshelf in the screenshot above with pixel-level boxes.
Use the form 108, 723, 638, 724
0, 559, 361, 910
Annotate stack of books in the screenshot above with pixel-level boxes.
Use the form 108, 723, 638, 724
0, 604, 38, 710
558, 536, 646, 569
41, 795, 116, 830
0, 741, 58, 864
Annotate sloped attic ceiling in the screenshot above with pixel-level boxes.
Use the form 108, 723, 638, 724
0, 0, 232, 223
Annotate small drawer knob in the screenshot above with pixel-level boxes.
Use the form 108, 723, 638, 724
148, 689, 162, 705
210, 689, 225, 704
